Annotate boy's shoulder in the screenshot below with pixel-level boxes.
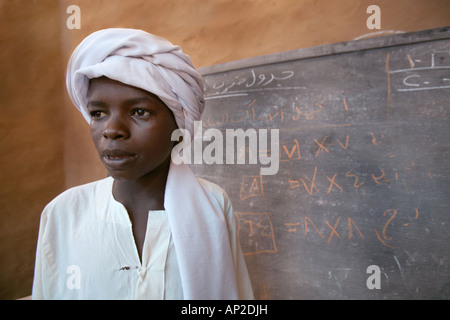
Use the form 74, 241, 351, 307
197, 177, 225, 193
44, 177, 113, 212
43, 176, 231, 217
196, 177, 232, 211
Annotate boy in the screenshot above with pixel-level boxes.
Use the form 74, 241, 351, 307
32, 28, 254, 299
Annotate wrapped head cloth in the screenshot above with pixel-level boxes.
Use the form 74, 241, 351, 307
66, 28, 204, 138
65, 29, 249, 300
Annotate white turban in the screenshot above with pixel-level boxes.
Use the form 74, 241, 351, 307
66, 28, 205, 138
65, 29, 252, 300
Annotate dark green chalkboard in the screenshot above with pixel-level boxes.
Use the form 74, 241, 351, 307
192, 27, 450, 299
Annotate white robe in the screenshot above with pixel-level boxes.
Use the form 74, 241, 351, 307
32, 173, 254, 299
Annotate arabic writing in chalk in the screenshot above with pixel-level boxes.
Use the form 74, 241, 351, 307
388, 50, 450, 92
205, 69, 304, 99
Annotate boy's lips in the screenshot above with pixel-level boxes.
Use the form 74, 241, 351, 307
102, 149, 137, 168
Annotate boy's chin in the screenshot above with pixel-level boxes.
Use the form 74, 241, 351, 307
106, 169, 139, 181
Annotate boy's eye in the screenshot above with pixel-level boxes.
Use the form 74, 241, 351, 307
90, 111, 106, 119
132, 109, 152, 118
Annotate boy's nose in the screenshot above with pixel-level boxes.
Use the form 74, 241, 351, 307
102, 117, 130, 140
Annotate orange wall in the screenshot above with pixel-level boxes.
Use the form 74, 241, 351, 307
0, 1, 65, 299
1, 0, 449, 299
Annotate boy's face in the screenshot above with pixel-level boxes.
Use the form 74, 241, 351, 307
87, 77, 178, 181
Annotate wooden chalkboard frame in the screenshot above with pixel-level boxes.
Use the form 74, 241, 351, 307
199, 26, 450, 75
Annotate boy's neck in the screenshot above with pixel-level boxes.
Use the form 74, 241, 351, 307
112, 159, 170, 212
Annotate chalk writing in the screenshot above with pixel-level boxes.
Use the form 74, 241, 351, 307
371, 169, 389, 185
345, 169, 365, 188
203, 95, 350, 128
336, 135, 350, 150
373, 208, 420, 248
235, 212, 277, 255
370, 132, 384, 146
288, 166, 399, 196
326, 173, 343, 193
205, 69, 302, 100
280, 139, 301, 162
279, 208, 420, 248
388, 50, 450, 92
298, 166, 319, 195
314, 136, 332, 158
240, 175, 264, 200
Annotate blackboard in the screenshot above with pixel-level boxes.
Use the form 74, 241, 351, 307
192, 27, 450, 299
